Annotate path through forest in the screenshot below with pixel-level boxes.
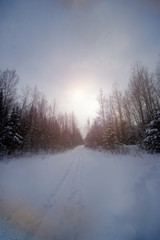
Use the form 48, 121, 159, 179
0, 146, 160, 240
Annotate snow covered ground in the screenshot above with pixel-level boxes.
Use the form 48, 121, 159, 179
0, 145, 160, 240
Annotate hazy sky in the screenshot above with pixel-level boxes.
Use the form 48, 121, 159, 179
0, 0, 160, 131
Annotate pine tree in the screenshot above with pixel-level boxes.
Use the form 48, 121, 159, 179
3, 106, 23, 154
0, 91, 6, 153
0, 91, 9, 154
103, 123, 117, 150
142, 111, 160, 153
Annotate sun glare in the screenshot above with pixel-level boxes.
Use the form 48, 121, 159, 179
73, 89, 85, 101
67, 72, 99, 124
71, 87, 98, 121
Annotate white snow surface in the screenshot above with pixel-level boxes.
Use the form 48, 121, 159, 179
0, 146, 160, 240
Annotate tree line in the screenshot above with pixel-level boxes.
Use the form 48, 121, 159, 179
0, 69, 83, 156
85, 60, 160, 153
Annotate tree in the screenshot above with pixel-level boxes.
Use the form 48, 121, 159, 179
142, 111, 160, 153
103, 122, 117, 150
85, 120, 103, 148
0, 91, 8, 153
97, 89, 106, 127
112, 83, 125, 143
0, 69, 18, 113
3, 106, 23, 154
155, 56, 160, 106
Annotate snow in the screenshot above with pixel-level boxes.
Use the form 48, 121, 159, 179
0, 146, 160, 240
146, 128, 158, 135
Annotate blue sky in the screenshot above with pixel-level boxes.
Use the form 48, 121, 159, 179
0, 0, 160, 130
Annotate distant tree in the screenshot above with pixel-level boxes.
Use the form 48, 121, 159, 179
70, 112, 83, 146
85, 120, 103, 148
112, 83, 125, 143
97, 89, 106, 127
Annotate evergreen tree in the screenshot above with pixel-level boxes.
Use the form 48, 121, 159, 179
3, 106, 23, 154
103, 123, 117, 150
142, 111, 160, 153
0, 91, 8, 153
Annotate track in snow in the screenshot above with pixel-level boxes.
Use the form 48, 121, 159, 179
24, 147, 84, 240
0, 146, 160, 240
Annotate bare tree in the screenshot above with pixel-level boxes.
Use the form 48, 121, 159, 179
0, 69, 19, 112
128, 63, 158, 125
97, 89, 106, 127
112, 83, 125, 142
155, 56, 160, 105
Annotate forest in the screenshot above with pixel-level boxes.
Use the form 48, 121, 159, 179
0, 69, 83, 156
0, 59, 160, 157
85, 60, 160, 153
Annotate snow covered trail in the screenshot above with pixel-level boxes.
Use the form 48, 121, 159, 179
0, 146, 160, 240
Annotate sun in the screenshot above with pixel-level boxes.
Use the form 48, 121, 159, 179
73, 89, 85, 101
72, 88, 98, 115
